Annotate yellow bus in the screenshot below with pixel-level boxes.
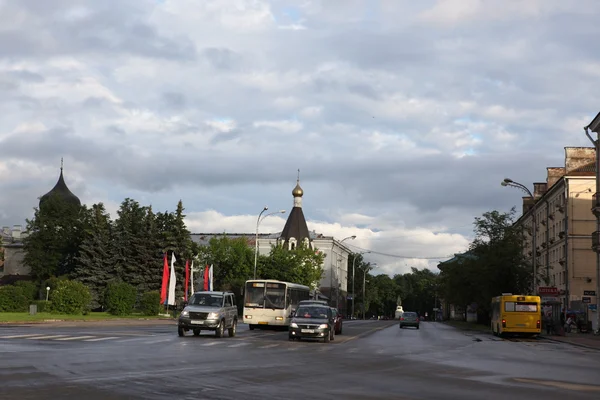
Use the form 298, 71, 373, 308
491, 294, 541, 337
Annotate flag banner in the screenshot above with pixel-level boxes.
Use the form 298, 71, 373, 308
160, 253, 169, 305
203, 265, 209, 291
190, 260, 195, 294
209, 264, 214, 291
184, 260, 190, 302
168, 252, 177, 306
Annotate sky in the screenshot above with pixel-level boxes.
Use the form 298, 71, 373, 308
1, 0, 600, 277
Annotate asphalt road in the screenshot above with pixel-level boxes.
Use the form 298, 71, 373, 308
1, 320, 599, 399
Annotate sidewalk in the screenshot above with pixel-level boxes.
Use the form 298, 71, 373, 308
540, 332, 600, 350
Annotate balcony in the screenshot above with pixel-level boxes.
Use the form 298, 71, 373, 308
593, 231, 600, 253
593, 193, 600, 217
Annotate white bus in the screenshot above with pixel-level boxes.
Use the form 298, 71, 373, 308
243, 279, 310, 329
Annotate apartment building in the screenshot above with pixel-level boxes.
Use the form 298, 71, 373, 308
513, 147, 598, 329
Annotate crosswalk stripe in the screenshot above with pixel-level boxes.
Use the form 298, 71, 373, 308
0, 334, 46, 339
228, 343, 250, 348
25, 335, 68, 340
83, 337, 120, 342
258, 344, 279, 349
201, 342, 222, 346
54, 336, 97, 341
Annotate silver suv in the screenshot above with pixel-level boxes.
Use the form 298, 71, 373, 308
178, 291, 238, 338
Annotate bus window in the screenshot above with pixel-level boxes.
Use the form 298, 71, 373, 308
504, 301, 538, 312
245, 283, 265, 308
265, 283, 285, 309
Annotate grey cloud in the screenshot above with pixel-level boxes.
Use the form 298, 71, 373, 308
203, 48, 241, 71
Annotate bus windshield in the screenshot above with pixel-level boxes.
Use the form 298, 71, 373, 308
244, 282, 286, 309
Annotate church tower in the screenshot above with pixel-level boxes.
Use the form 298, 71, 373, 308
39, 158, 81, 208
279, 170, 311, 250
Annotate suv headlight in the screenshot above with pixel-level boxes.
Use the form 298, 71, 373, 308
318, 324, 328, 329
207, 312, 219, 319
180, 310, 189, 317
290, 323, 298, 328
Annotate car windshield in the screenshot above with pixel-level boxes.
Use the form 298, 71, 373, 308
295, 306, 329, 319
189, 293, 223, 307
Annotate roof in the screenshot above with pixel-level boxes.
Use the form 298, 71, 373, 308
280, 206, 310, 243
39, 168, 81, 208
570, 161, 596, 175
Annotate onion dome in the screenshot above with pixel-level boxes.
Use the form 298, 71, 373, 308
39, 160, 81, 208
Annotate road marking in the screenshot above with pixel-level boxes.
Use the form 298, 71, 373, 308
201, 341, 222, 346
0, 334, 46, 339
25, 335, 69, 340
54, 336, 97, 341
228, 343, 250, 348
84, 337, 120, 342
258, 344, 279, 349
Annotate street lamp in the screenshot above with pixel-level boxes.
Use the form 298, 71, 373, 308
45, 286, 50, 302
502, 177, 537, 295
351, 250, 370, 318
253, 206, 286, 279
363, 262, 376, 320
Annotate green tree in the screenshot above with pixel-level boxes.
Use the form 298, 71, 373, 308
72, 203, 114, 309
259, 242, 325, 288
23, 193, 86, 281
198, 235, 255, 289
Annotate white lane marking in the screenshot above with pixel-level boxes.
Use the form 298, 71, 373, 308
228, 342, 250, 348
140, 338, 174, 345
84, 337, 120, 342
54, 336, 97, 341
258, 344, 279, 349
0, 334, 46, 339
348, 348, 358, 353
25, 335, 69, 340
201, 341, 222, 346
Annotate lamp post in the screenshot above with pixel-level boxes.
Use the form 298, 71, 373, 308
502, 178, 537, 295
254, 207, 286, 279
362, 262, 376, 320
351, 250, 370, 319
45, 286, 50, 302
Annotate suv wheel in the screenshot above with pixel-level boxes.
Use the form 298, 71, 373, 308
228, 319, 237, 337
178, 327, 185, 337
215, 320, 225, 338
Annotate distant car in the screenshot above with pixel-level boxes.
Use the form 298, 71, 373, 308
289, 304, 335, 342
399, 312, 420, 329
331, 307, 343, 335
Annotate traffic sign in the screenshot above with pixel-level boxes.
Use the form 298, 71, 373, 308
582, 297, 591, 304
583, 290, 596, 296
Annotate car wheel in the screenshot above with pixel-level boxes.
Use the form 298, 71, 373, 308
324, 331, 330, 343
215, 320, 224, 338
339, 323, 343, 335
288, 335, 295, 341
193, 329, 201, 336
399, 324, 403, 329
330, 329, 335, 341
417, 325, 420, 330
178, 327, 185, 337
228, 319, 237, 337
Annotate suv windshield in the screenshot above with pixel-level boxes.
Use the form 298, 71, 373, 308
189, 293, 223, 307
295, 306, 329, 319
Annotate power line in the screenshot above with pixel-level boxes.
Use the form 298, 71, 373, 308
345, 243, 453, 260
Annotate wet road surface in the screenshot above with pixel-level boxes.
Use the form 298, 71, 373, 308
1, 320, 599, 399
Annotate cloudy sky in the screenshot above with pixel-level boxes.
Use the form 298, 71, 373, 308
1, 0, 599, 277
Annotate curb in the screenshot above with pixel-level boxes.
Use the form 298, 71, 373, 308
0, 318, 176, 326
539, 336, 600, 351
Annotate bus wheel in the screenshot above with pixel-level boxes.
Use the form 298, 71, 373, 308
249, 324, 255, 331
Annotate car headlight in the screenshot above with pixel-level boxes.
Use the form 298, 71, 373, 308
180, 310, 189, 317
290, 323, 298, 328
318, 324, 328, 329
207, 312, 219, 319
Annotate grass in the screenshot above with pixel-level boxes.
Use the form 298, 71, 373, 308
0, 311, 174, 323
443, 320, 491, 333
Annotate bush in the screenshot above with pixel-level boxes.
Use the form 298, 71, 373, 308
32, 300, 51, 313
14, 281, 38, 301
139, 291, 161, 316
104, 281, 137, 316
0, 286, 29, 312
50, 280, 92, 315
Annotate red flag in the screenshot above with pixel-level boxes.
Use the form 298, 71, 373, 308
160, 253, 169, 304
203, 265, 209, 291
184, 260, 190, 301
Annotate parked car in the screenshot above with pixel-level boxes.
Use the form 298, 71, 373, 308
399, 311, 420, 329
331, 307, 343, 335
178, 291, 238, 338
289, 304, 335, 342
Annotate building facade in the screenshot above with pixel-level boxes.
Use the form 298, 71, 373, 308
513, 147, 598, 330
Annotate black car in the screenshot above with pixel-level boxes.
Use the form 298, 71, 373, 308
289, 305, 335, 342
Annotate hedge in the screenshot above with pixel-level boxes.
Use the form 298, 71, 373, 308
139, 291, 161, 316
104, 281, 137, 316
32, 300, 51, 313
50, 280, 92, 314
13, 281, 38, 301
0, 286, 29, 312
